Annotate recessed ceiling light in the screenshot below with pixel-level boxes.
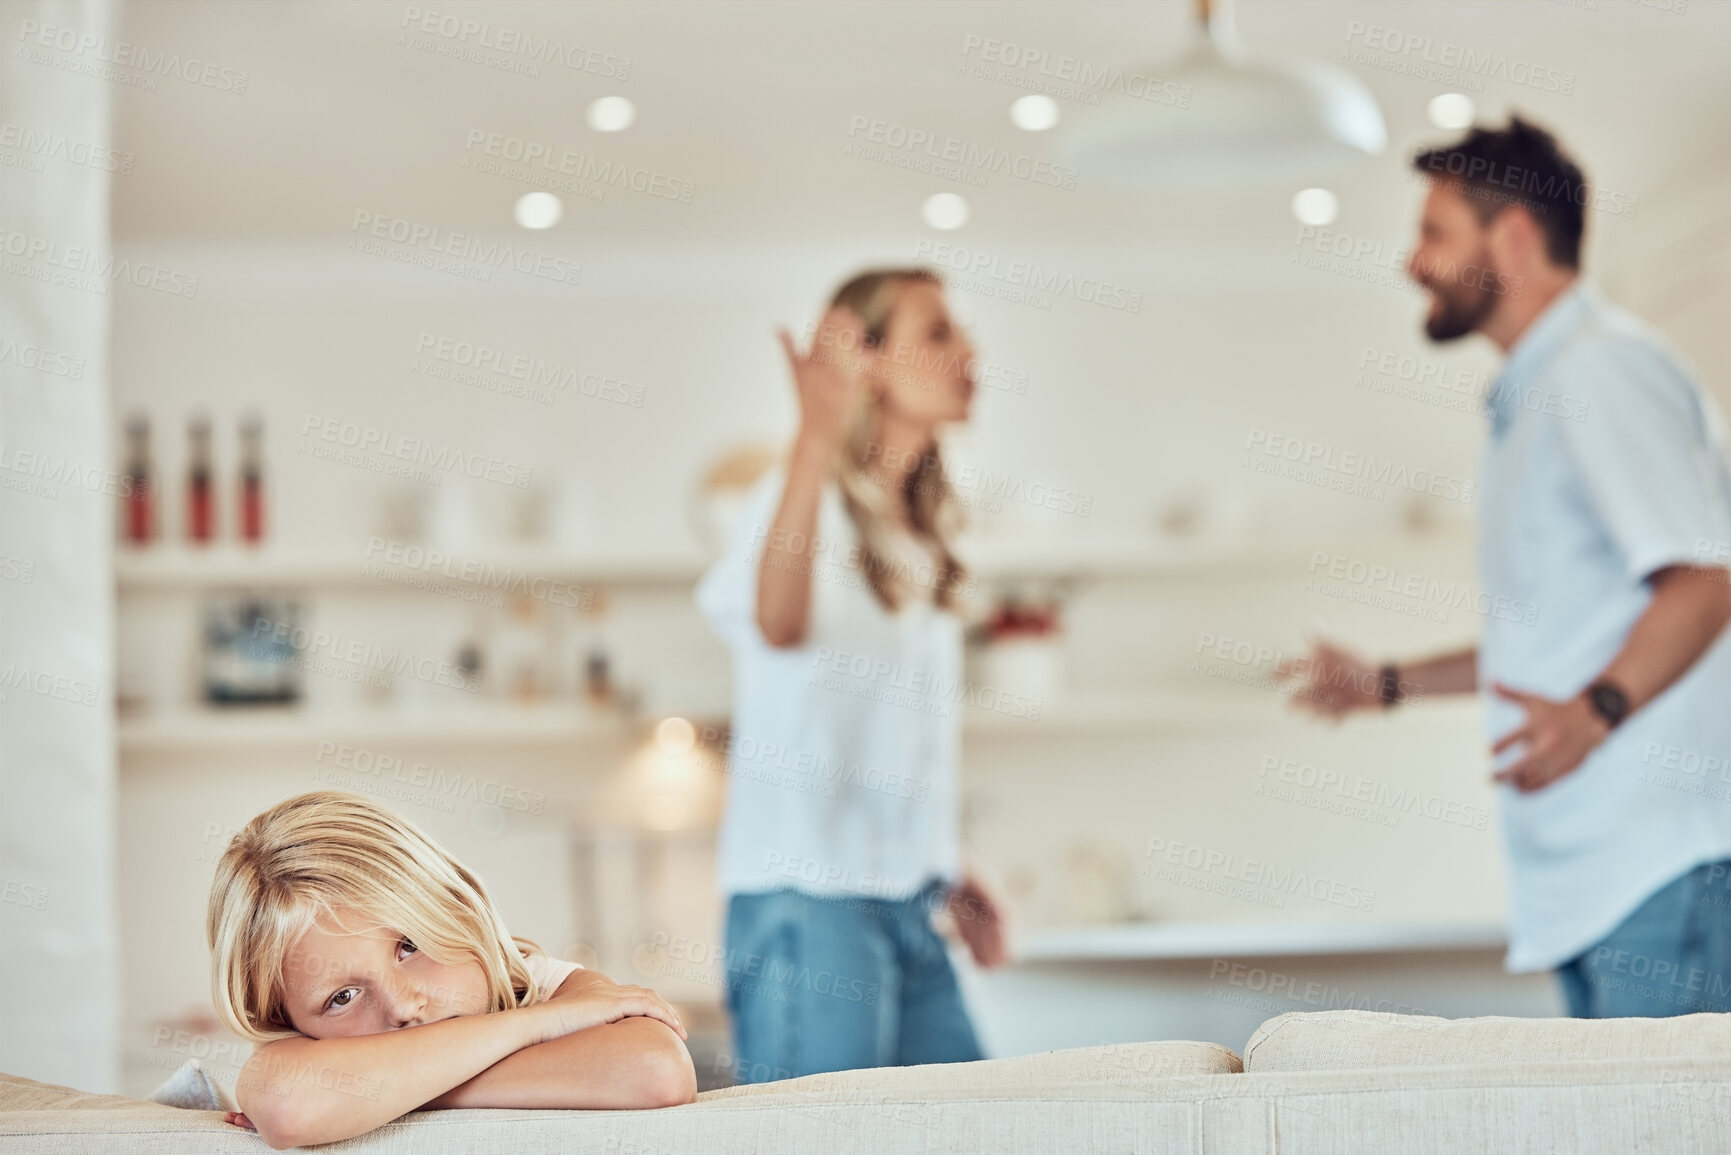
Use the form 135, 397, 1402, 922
514, 191, 563, 229
1291, 187, 1338, 226
656, 716, 696, 754
1427, 93, 1475, 131
587, 96, 636, 133
921, 192, 969, 230
1010, 94, 1060, 132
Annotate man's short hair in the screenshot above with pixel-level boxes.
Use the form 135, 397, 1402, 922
1412, 116, 1587, 269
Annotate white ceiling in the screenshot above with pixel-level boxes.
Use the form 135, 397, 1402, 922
110, 0, 1731, 248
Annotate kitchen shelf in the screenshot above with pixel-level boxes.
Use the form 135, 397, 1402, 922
955, 537, 1306, 582
961, 687, 1284, 736
114, 530, 1474, 592
1012, 920, 1507, 963
117, 690, 1478, 753
960, 687, 1480, 737
114, 545, 710, 591
118, 703, 635, 753
957, 527, 1473, 583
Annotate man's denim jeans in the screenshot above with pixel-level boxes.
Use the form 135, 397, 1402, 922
1556, 859, 1731, 1017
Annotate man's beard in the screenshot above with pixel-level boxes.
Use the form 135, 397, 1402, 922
1420, 251, 1500, 342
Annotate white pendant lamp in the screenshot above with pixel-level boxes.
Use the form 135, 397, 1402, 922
1061, 0, 1387, 188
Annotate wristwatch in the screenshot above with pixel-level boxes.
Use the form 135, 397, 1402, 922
1585, 679, 1631, 730
1378, 664, 1403, 708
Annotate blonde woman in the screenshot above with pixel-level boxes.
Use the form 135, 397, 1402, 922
697, 268, 1006, 1083
207, 791, 695, 1148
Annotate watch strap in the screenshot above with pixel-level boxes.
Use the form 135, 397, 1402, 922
1586, 680, 1631, 729
1378, 664, 1402, 708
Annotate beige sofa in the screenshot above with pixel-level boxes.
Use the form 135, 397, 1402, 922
3, 1010, 1727, 1152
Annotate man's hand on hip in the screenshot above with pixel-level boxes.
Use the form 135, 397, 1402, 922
1490, 682, 1612, 792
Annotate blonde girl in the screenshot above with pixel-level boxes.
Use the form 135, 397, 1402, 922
207, 790, 694, 1148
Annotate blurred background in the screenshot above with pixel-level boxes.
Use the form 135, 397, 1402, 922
3, 0, 1726, 1097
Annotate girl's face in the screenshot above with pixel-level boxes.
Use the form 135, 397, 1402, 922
869, 280, 976, 427
281, 908, 491, 1039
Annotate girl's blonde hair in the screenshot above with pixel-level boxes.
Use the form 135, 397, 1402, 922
207, 790, 548, 1043
825, 268, 967, 612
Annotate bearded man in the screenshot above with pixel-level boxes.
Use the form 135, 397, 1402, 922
1281, 117, 1731, 1017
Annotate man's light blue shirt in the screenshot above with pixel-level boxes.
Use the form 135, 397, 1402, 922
1479, 280, 1731, 972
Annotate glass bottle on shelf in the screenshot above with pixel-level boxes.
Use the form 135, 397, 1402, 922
187, 412, 215, 545
580, 589, 615, 712
585, 648, 613, 707
239, 412, 265, 545
494, 592, 550, 703
121, 413, 154, 546
455, 639, 485, 697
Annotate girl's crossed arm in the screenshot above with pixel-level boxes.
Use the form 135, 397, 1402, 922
234, 974, 692, 1149
422, 969, 696, 1111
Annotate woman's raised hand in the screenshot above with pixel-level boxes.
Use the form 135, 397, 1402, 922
777, 306, 871, 454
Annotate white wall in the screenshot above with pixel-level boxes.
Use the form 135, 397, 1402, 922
1603, 152, 1731, 398
0, 0, 121, 1093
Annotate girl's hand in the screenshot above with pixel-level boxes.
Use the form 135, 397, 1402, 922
533, 974, 686, 1044
777, 306, 871, 456
222, 1110, 255, 1131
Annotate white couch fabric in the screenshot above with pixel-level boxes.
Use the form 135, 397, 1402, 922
1245, 1009, 1731, 1071
2, 1013, 1727, 1153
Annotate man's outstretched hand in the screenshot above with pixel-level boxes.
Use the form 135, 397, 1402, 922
1272, 639, 1383, 719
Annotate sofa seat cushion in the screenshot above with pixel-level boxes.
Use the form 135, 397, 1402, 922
1245, 1010, 1731, 1072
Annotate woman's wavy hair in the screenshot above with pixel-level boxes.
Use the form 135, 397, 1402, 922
825, 268, 967, 611
207, 790, 551, 1043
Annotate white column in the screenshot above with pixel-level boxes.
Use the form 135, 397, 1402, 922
0, 0, 121, 1092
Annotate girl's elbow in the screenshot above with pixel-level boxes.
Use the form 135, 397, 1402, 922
260, 1126, 304, 1152
634, 1029, 697, 1107
238, 1086, 356, 1150
241, 1099, 305, 1151
647, 1048, 698, 1107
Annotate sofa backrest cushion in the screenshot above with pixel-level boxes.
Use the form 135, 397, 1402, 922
704, 1040, 1242, 1102
1245, 1010, 1731, 1072
0, 1045, 1239, 1154
0, 1071, 173, 1114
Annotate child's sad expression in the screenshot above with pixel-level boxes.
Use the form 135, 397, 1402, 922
282, 909, 492, 1039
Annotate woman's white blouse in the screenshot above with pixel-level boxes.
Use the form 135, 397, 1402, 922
696, 467, 962, 900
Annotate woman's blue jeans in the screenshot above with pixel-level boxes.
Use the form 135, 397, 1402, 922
722, 881, 984, 1083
